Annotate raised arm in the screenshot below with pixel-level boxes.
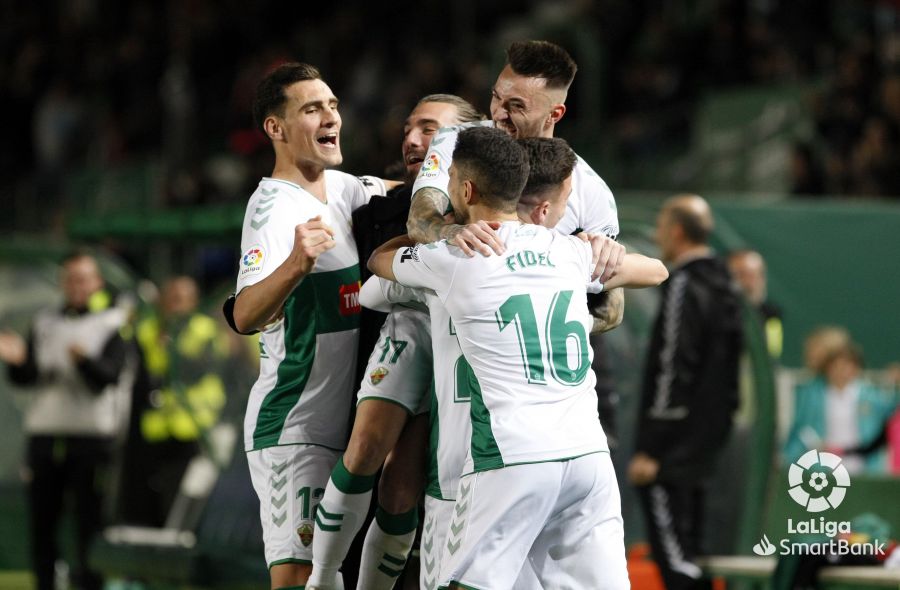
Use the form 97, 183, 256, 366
368, 235, 416, 283
407, 188, 505, 257
232, 217, 335, 333
603, 253, 669, 290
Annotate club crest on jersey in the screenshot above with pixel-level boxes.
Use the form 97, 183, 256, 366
370, 366, 389, 385
297, 522, 314, 547
421, 153, 440, 178
240, 245, 264, 277
339, 281, 361, 316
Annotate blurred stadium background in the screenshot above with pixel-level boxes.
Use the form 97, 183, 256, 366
1, 0, 899, 588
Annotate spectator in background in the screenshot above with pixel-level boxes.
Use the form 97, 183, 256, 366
789, 143, 825, 197
728, 249, 783, 359
628, 194, 743, 590
783, 334, 897, 474
118, 276, 229, 526
0, 252, 130, 590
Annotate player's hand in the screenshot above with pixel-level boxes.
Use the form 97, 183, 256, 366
580, 233, 625, 284
0, 331, 27, 366
290, 216, 336, 275
590, 288, 625, 334
445, 221, 505, 257
627, 452, 660, 486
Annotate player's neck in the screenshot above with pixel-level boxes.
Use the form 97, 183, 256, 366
271, 161, 327, 202
468, 203, 519, 224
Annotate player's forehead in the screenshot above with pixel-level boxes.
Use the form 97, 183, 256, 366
284, 78, 338, 108
493, 64, 549, 102
405, 101, 459, 128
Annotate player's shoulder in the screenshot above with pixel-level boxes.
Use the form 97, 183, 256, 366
572, 154, 612, 191
435, 119, 493, 137
243, 178, 301, 217
407, 239, 464, 260
324, 169, 367, 191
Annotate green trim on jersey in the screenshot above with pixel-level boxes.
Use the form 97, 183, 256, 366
425, 380, 444, 500
252, 266, 361, 449
244, 441, 346, 454
262, 177, 303, 191
311, 266, 362, 334
355, 395, 415, 415
466, 362, 503, 472
459, 450, 607, 477
268, 557, 312, 568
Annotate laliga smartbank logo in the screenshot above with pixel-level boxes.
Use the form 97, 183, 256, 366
752, 450, 886, 557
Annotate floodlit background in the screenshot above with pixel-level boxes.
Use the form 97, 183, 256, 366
1, 0, 898, 588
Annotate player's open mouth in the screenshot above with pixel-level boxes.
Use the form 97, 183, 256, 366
317, 133, 338, 148
498, 123, 516, 136
405, 155, 424, 165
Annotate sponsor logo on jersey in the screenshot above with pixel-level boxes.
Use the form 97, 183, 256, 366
339, 281, 361, 316
370, 366, 389, 385
421, 153, 440, 178
298, 522, 314, 547
240, 245, 265, 277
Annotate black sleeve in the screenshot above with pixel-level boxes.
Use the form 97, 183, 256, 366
75, 331, 127, 393
7, 331, 38, 385
222, 293, 259, 336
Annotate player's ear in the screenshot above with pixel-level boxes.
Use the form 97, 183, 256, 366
463, 180, 475, 205
530, 201, 549, 225
264, 116, 283, 141
547, 103, 566, 126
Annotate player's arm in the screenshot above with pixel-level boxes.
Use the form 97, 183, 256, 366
232, 217, 335, 333
368, 235, 416, 283
359, 275, 424, 312
602, 254, 668, 290
406, 188, 505, 257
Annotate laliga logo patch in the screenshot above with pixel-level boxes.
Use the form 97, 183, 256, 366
370, 366, 389, 385
240, 245, 264, 277
788, 450, 850, 512
421, 153, 440, 178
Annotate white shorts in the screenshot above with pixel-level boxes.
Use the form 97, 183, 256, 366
247, 444, 340, 568
357, 307, 432, 415
423, 496, 541, 590
438, 452, 628, 590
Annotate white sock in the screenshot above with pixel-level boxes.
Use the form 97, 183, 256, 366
307, 457, 375, 588
356, 506, 418, 590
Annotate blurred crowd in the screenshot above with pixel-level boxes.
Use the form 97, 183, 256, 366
4, 0, 900, 234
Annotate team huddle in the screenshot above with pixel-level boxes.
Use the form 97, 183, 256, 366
227, 41, 668, 590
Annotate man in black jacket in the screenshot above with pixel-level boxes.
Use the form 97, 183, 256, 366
628, 195, 743, 590
0, 252, 130, 590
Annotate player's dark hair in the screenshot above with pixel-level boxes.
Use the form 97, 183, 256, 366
253, 62, 322, 134
454, 127, 529, 212
518, 137, 577, 201
417, 94, 486, 124
506, 41, 577, 90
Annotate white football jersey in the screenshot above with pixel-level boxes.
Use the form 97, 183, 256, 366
392, 222, 608, 472
237, 172, 383, 451
412, 123, 619, 238
359, 276, 469, 500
